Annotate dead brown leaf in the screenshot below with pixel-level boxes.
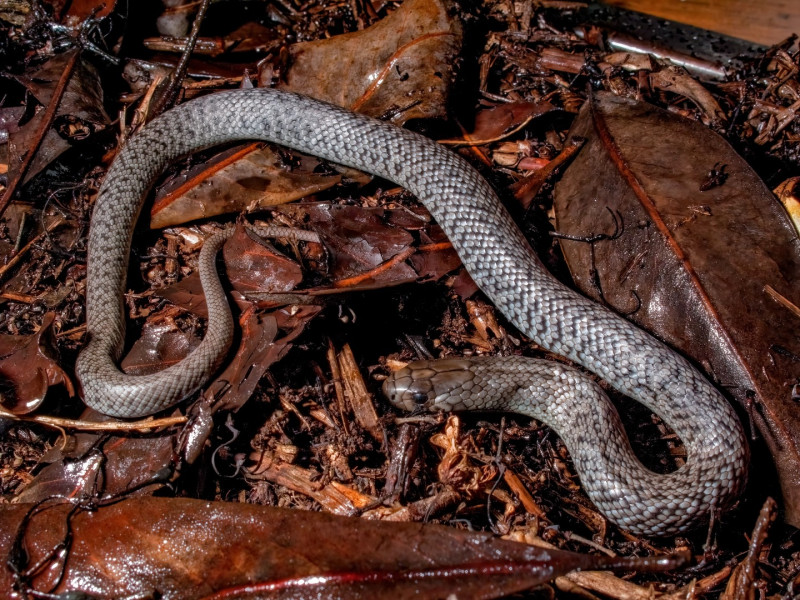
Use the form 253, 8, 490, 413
0, 312, 74, 414
222, 224, 305, 294
273, 0, 462, 123
553, 92, 800, 525
150, 144, 370, 229
442, 101, 559, 145
276, 203, 461, 290
13, 421, 175, 504
6, 49, 109, 191
206, 304, 322, 412
0, 497, 682, 599
120, 313, 202, 376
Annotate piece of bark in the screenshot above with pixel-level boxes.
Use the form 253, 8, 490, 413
336, 343, 384, 443
774, 176, 800, 235
552, 92, 800, 525
247, 458, 376, 516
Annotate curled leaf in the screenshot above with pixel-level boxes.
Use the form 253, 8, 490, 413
0, 313, 74, 414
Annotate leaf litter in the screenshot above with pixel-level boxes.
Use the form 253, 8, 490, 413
0, 0, 799, 598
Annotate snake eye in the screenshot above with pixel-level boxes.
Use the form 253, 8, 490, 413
411, 391, 429, 404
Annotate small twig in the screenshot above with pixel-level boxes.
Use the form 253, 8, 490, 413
486, 417, 506, 531
0, 405, 186, 432
0, 51, 79, 219
0, 216, 67, 284
150, 0, 212, 118
562, 531, 616, 556
511, 136, 585, 206
765, 284, 800, 319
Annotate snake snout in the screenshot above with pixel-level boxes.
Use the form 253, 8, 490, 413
383, 359, 477, 413
382, 366, 436, 412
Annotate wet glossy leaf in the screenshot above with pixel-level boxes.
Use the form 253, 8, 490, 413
0, 497, 680, 599
120, 316, 202, 376
14, 422, 175, 504
0, 313, 74, 414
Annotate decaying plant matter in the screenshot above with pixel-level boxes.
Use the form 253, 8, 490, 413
0, 0, 799, 598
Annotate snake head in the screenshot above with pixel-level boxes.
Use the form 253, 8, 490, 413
382, 359, 477, 413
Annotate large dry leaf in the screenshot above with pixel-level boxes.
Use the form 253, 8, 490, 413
552, 93, 800, 525
0, 497, 679, 599
275, 0, 462, 123
150, 144, 370, 229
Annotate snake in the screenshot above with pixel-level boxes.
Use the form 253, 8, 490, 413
75, 88, 748, 536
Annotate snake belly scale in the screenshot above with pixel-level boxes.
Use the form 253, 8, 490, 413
76, 88, 747, 536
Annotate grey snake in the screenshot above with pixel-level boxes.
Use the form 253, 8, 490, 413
75, 88, 748, 536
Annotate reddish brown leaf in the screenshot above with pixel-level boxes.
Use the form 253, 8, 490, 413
14, 422, 175, 504
552, 92, 800, 525
155, 272, 216, 319
153, 225, 305, 318
0, 497, 681, 599
206, 304, 322, 412
443, 101, 559, 144
272, 0, 462, 124
150, 144, 369, 229
277, 203, 461, 290
222, 224, 304, 294
45, 0, 115, 22
120, 316, 202, 376
5, 50, 109, 196
0, 313, 74, 414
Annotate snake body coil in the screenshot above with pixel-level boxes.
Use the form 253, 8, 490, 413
76, 88, 747, 535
